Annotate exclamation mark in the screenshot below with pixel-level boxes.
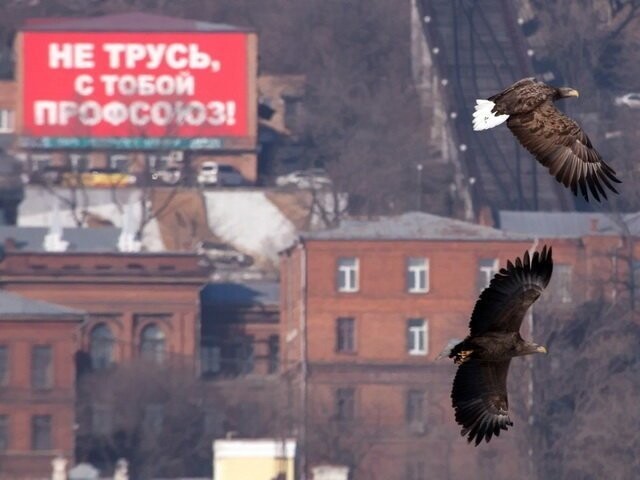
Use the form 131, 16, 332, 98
226, 101, 236, 125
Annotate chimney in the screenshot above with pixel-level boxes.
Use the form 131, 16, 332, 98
117, 200, 142, 253
590, 217, 599, 233
43, 200, 69, 252
113, 459, 129, 480
51, 455, 67, 480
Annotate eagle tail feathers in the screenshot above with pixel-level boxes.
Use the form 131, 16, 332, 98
472, 99, 509, 131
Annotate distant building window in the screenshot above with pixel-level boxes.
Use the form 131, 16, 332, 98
0, 109, 14, 133
143, 404, 164, 434
335, 387, 355, 421
69, 154, 89, 172
140, 324, 166, 363
89, 324, 115, 370
31, 415, 52, 451
0, 346, 8, 386
268, 335, 280, 374
31, 345, 53, 390
477, 258, 499, 291
406, 390, 425, 426
337, 257, 359, 292
283, 96, 302, 132
336, 317, 356, 353
405, 460, 426, 480
201, 345, 221, 376
0, 415, 8, 451
555, 264, 572, 303
109, 154, 130, 172
407, 257, 429, 293
407, 319, 428, 356
30, 154, 51, 172
91, 404, 113, 436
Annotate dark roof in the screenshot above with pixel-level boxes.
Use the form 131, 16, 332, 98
0, 290, 84, 319
302, 212, 531, 241
0, 226, 121, 252
201, 281, 279, 308
499, 211, 640, 238
22, 12, 251, 32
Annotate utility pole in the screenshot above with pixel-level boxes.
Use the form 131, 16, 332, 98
417, 163, 423, 211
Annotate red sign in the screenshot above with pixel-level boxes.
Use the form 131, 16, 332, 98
22, 32, 249, 139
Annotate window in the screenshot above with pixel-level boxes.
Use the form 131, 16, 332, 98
406, 257, 429, 293
335, 388, 355, 421
140, 324, 165, 363
405, 460, 426, 480
283, 95, 302, 132
31, 345, 53, 389
0, 415, 8, 451
109, 154, 130, 172
91, 404, 113, 436
30, 154, 51, 172
407, 319, 428, 356
89, 324, 115, 370
337, 257, 359, 292
143, 404, 164, 434
268, 335, 280, 374
201, 345, 221, 376
336, 317, 356, 353
406, 390, 425, 428
31, 415, 52, 451
0, 109, 14, 133
555, 264, 573, 303
477, 258, 499, 291
69, 154, 89, 172
0, 346, 8, 386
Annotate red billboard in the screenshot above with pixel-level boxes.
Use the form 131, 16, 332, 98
21, 32, 250, 148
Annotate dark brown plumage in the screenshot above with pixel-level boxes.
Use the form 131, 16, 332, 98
448, 246, 553, 446
473, 77, 621, 202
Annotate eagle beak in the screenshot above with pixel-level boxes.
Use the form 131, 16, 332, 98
536, 345, 548, 354
560, 88, 579, 98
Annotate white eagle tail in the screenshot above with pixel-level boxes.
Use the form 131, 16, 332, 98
472, 99, 509, 131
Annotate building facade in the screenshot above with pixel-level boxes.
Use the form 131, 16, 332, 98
280, 212, 545, 480
0, 290, 84, 479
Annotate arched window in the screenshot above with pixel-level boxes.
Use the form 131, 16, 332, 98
140, 324, 165, 363
89, 324, 115, 370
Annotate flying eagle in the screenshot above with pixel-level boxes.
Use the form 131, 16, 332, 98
446, 246, 553, 446
472, 77, 621, 202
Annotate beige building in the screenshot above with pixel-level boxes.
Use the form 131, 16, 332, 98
213, 439, 296, 480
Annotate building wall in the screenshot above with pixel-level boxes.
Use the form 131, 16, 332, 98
0, 318, 81, 479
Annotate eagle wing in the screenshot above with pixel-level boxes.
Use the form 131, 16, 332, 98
469, 246, 553, 336
451, 359, 513, 446
507, 101, 621, 202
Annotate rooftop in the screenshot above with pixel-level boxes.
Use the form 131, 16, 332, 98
21, 12, 250, 32
0, 226, 121, 252
302, 212, 531, 241
200, 281, 279, 308
0, 290, 84, 319
499, 211, 640, 237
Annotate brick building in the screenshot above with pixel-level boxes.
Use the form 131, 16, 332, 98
280, 212, 545, 480
0, 290, 84, 479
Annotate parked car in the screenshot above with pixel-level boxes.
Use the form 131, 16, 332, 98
152, 167, 182, 185
275, 169, 332, 189
62, 169, 137, 188
197, 241, 254, 266
614, 93, 640, 108
197, 162, 245, 187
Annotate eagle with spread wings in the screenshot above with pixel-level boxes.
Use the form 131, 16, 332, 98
473, 77, 621, 202
445, 246, 553, 446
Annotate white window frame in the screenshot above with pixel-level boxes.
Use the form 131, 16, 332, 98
337, 257, 359, 293
478, 258, 499, 290
407, 257, 429, 293
0, 109, 14, 133
407, 319, 428, 356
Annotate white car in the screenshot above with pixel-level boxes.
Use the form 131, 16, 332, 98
614, 93, 640, 108
276, 169, 332, 189
152, 167, 181, 185
198, 162, 245, 187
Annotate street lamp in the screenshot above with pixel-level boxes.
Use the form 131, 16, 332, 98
417, 164, 424, 211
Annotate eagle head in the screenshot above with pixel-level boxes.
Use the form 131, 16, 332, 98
556, 87, 580, 99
